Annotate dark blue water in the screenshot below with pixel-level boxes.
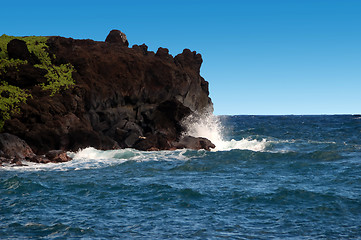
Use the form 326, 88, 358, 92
1, 115, 361, 239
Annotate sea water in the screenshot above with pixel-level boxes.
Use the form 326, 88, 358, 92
1, 115, 361, 239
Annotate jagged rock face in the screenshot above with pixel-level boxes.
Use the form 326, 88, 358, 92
3, 31, 213, 153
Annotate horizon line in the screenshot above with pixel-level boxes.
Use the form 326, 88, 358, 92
215, 113, 361, 116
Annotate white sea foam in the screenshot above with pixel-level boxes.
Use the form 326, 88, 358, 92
69, 147, 137, 161
1, 147, 191, 172
1, 112, 271, 172
215, 138, 268, 152
182, 111, 268, 152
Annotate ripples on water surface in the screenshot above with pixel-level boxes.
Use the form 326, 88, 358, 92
1, 115, 361, 239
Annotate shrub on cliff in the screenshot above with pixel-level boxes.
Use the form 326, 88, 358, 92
0, 34, 76, 94
0, 81, 31, 130
0, 34, 76, 130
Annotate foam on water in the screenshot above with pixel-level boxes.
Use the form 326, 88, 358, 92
1, 147, 191, 172
1, 115, 360, 239
1, 113, 273, 172
182, 111, 268, 152
215, 138, 268, 151
69, 147, 137, 160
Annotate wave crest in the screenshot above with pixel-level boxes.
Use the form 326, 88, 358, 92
70, 147, 137, 160
182, 111, 268, 152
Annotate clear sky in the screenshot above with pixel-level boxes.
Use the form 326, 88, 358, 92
1, 0, 360, 115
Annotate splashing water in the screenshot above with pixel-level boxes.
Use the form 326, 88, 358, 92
182, 111, 268, 152
182, 111, 223, 145
1, 115, 360, 239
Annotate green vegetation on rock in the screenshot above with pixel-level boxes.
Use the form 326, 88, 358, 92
0, 81, 31, 130
0, 34, 75, 94
0, 34, 76, 130
38, 63, 75, 95
0, 58, 27, 73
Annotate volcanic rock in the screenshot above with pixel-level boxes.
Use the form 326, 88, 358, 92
7, 39, 39, 64
29, 155, 51, 164
1, 30, 215, 157
45, 150, 72, 163
0, 133, 35, 159
105, 29, 129, 47
174, 136, 216, 151
11, 158, 26, 166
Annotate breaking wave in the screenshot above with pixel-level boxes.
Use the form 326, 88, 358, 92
1, 148, 191, 172
2, 112, 275, 172
182, 111, 268, 152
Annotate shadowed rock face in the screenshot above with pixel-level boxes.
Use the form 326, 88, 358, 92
2, 30, 214, 154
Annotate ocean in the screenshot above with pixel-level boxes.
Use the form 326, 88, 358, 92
1, 115, 361, 239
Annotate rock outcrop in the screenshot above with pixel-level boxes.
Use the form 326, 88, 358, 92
0, 133, 72, 166
0, 30, 214, 162
0, 133, 35, 159
105, 29, 129, 47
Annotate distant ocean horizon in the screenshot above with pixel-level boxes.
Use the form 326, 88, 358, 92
1, 115, 360, 239
216, 114, 361, 116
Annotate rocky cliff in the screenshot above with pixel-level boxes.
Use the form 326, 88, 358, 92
0, 30, 214, 163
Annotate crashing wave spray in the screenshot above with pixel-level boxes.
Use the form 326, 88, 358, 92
182, 110, 223, 148
182, 110, 268, 152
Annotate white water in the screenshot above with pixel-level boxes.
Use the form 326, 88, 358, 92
1, 148, 191, 172
1, 112, 269, 171
182, 111, 268, 152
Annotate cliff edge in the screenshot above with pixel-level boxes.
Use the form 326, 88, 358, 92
0, 30, 214, 164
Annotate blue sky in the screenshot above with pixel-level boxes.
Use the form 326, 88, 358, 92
2, 0, 361, 115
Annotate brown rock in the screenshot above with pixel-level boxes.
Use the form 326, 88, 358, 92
174, 136, 215, 151
11, 158, 26, 166
0, 133, 35, 159
133, 133, 172, 151
29, 155, 51, 164
7, 39, 31, 61
0, 156, 11, 165
45, 150, 72, 163
105, 30, 129, 47
155, 47, 172, 61
2, 30, 214, 153
132, 44, 148, 55
7, 39, 39, 64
